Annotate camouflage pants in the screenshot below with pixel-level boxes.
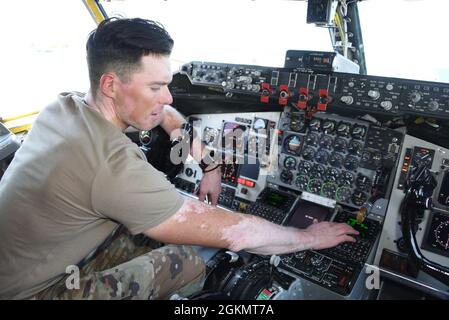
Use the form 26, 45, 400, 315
32, 226, 205, 300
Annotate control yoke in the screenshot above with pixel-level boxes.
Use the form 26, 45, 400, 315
401, 165, 449, 286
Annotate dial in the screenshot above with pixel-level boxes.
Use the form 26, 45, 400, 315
322, 120, 336, 134
307, 179, 323, 194
343, 155, 359, 171
302, 146, 315, 161
435, 220, 449, 250
280, 170, 293, 184
321, 182, 337, 198
309, 118, 321, 131
294, 174, 309, 190
325, 167, 340, 182
351, 189, 367, 206
319, 135, 333, 149
315, 149, 329, 164
328, 153, 343, 168
305, 133, 319, 147
290, 113, 306, 132
253, 118, 267, 130
284, 156, 297, 170
348, 140, 363, 156
283, 135, 303, 156
336, 186, 352, 202
361, 151, 372, 163
203, 127, 219, 145
298, 161, 313, 174
340, 171, 355, 186
336, 122, 351, 137
311, 164, 326, 179
356, 174, 372, 192
334, 138, 348, 152
351, 125, 367, 139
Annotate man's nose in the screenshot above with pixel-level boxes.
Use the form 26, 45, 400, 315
161, 86, 173, 105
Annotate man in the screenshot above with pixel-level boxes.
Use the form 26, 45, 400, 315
0, 18, 358, 300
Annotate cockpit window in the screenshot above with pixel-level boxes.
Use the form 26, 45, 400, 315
358, 0, 448, 83
100, 0, 333, 71
0, 0, 96, 119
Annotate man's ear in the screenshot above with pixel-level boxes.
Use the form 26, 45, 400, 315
99, 73, 118, 99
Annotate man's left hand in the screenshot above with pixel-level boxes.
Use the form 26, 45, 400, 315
198, 168, 222, 206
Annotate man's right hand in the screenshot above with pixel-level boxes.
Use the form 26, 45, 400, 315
305, 221, 359, 250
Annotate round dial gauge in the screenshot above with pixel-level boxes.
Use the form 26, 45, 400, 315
351, 125, 367, 139
302, 146, 315, 161
280, 170, 293, 184
351, 189, 367, 206
325, 167, 340, 182
290, 114, 305, 132
337, 122, 351, 137
309, 118, 321, 131
305, 133, 319, 147
307, 179, 323, 194
315, 149, 329, 164
322, 120, 336, 134
284, 156, 297, 170
298, 161, 313, 174
340, 171, 355, 186
321, 182, 337, 198
344, 155, 359, 171
203, 127, 219, 145
329, 153, 343, 168
320, 135, 333, 149
334, 138, 348, 152
311, 164, 326, 179
336, 186, 352, 202
435, 220, 449, 250
348, 140, 363, 156
294, 174, 309, 190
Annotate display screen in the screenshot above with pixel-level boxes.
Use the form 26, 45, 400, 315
264, 191, 287, 207
239, 161, 260, 180
287, 201, 332, 229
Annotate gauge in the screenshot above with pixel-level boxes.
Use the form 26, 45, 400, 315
322, 120, 336, 134
340, 171, 355, 186
302, 146, 315, 161
307, 179, 323, 194
283, 156, 297, 170
351, 125, 367, 139
309, 118, 321, 131
305, 133, 319, 147
203, 127, 219, 145
315, 149, 329, 164
311, 164, 326, 179
351, 189, 367, 206
336, 186, 352, 202
361, 151, 372, 163
139, 130, 153, 146
294, 174, 309, 190
298, 161, 313, 174
319, 135, 333, 149
343, 155, 359, 171
321, 182, 337, 198
283, 134, 302, 155
356, 174, 372, 191
334, 137, 348, 152
325, 167, 340, 182
434, 220, 449, 250
348, 140, 363, 156
290, 113, 305, 132
253, 118, 267, 130
280, 170, 293, 184
328, 153, 343, 168
336, 122, 351, 137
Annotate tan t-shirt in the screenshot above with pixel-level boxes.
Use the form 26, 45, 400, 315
0, 92, 184, 299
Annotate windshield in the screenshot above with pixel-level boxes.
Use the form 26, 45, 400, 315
101, 0, 449, 84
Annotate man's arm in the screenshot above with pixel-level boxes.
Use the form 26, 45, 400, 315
144, 197, 359, 255
159, 105, 222, 205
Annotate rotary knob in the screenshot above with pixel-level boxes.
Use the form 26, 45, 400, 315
367, 90, 380, 100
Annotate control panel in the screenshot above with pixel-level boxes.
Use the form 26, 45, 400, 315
269, 106, 403, 209
179, 61, 449, 120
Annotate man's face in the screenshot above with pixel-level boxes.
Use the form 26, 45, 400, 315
114, 55, 173, 131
